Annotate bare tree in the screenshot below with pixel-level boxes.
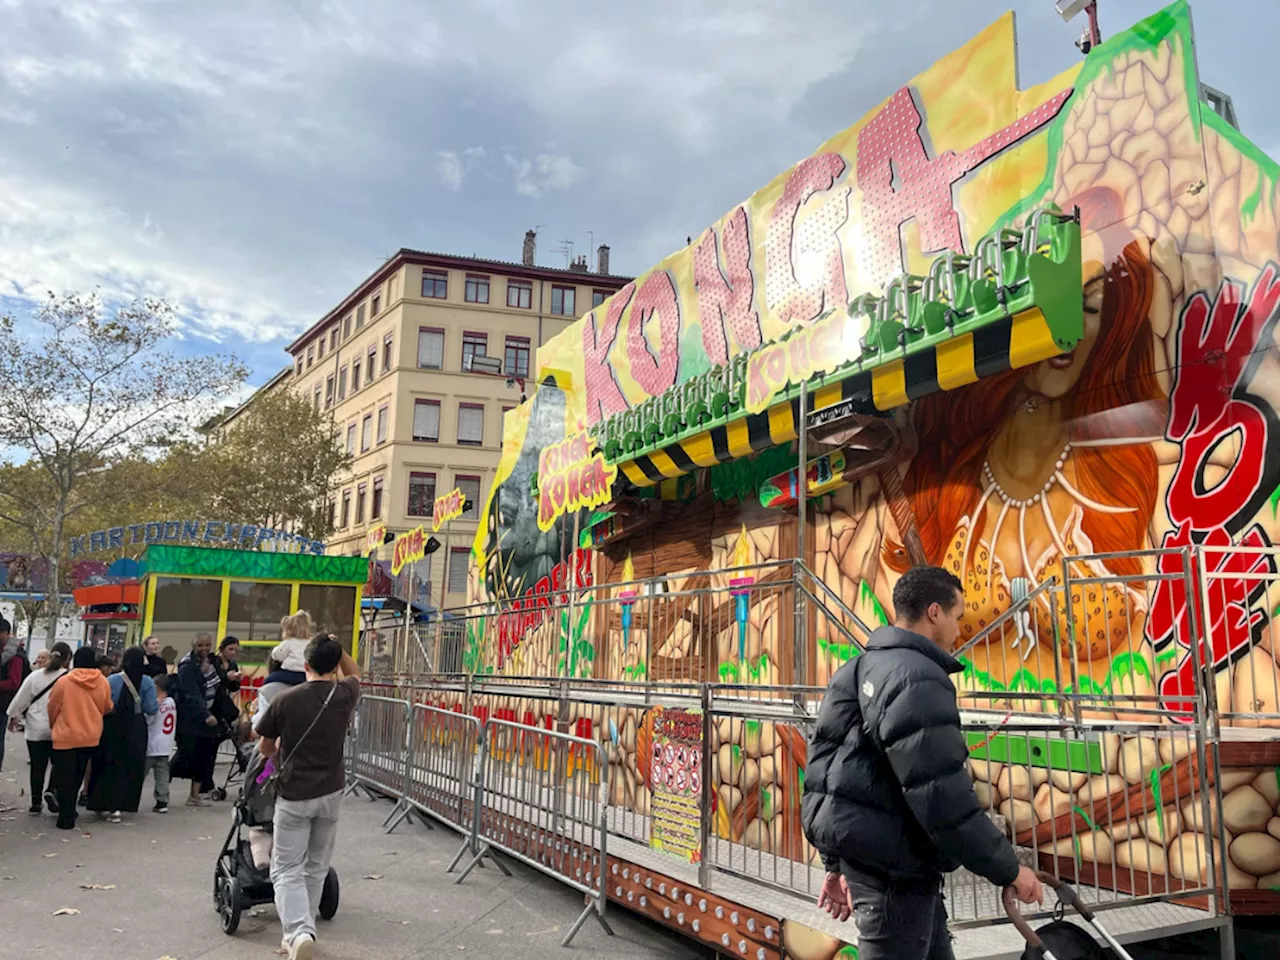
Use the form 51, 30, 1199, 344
0, 293, 246, 639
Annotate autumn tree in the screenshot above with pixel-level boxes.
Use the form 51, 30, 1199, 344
0, 293, 245, 639
198, 388, 351, 541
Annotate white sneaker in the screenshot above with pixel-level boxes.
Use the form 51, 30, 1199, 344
289, 934, 315, 960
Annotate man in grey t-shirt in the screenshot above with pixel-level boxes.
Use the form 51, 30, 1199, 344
257, 635, 360, 960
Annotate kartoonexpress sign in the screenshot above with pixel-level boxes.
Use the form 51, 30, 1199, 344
69, 519, 326, 557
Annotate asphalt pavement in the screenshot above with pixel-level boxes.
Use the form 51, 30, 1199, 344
0, 729, 707, 960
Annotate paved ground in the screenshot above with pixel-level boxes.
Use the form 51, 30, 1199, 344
0, 730, 708, 960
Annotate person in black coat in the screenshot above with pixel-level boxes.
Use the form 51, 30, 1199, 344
170, 634, 222, 807
140, 636, 169, 680
801, 566, 1043, 960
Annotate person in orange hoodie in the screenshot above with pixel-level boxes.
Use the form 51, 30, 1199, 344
48, 646, 113, 831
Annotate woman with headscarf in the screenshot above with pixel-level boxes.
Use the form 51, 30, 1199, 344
47, 647, 113, 831
171, 633, 221, 806
87, 646, 158, 822
6, 641, 73, 815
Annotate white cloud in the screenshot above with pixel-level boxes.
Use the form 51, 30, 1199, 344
436, 146, 487, 192
504, 152, 583, 199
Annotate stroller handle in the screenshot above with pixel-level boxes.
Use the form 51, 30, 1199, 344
1002, 870, 1095, 950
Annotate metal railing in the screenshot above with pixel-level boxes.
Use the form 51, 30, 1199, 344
454, 717, 613, 946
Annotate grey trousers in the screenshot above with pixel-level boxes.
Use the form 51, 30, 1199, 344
270, 789, 342, 946
144, 755, 170, 806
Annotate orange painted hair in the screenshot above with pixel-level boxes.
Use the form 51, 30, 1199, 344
884, 187, 1163, 578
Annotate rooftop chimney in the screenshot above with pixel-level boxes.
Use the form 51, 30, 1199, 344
522, 230, 536, 267
569, 254, 589, 273
596, 244, 610, 275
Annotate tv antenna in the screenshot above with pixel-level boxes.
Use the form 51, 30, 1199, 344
587, 230, 595, 269
555, 238, 574, 267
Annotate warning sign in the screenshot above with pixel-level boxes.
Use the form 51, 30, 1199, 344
649, 706, 704, 864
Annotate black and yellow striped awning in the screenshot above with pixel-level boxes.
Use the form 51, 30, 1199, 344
617, 308, 1054, 488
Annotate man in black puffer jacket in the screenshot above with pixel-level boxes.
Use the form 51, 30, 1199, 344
801, 566, 1043, 959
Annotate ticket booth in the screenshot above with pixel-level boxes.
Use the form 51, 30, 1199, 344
74, 581, 142, 660
137, 544, 368, 671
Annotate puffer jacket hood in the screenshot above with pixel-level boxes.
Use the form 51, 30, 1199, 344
801, 625, 1019, 888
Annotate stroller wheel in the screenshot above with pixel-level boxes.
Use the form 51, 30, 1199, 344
210, 787, 227, 802
218, 876, 243, 935
319, 868, 340, 920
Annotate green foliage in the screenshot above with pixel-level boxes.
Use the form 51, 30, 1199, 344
710, 446, 796, 504
142, 544, 367, 584
860, 581, 889, 626
717, 653, 771, 683
817, 637, 861, 664
556, 603, 594, 678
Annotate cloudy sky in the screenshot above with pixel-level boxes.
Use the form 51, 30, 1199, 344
1, 0, 1275, 388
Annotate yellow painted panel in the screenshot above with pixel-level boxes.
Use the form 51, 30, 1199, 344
620, 461, 653, 487
1008, 307, 1059, 370
767, 403, 798, 444
681, 431, 720, 468
725, 419, 754, 459
935, 334, 979, 391
648, 448, 686, 480
813, 382, 844, 412
872, 361, 909, 410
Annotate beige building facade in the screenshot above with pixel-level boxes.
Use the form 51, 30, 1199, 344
284, 243, 629, 607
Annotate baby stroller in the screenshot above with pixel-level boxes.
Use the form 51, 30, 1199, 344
213, 749, 340, 934
209, 718, 255, 802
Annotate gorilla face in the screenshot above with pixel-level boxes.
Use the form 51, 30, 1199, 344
482, 381, 582, 601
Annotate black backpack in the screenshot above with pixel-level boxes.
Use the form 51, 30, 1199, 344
1020, 920, 1111, 959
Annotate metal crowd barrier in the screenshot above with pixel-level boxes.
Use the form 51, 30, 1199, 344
453, 717, 614, 947
347, 696, 413, 829
386, 703, 482, 835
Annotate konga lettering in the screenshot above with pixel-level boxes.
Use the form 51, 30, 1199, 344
1148, 264, 1280, 717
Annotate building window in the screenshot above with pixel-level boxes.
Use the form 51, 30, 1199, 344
551, 285, 576, 316
382, 334, 394, 374
504, 337, 530, 379
413, 399, 440, 442
313, 385, 321, 409
457, 404, 484, 445
343, 315, 352, 339
338, 366, 348, 400
330, 328, 338, 351
422, 270, 447, 299
356, 303, 366, 329
346, 422, 356, 454
371, 477, 383, 519
326, 499, 336, 530
318, 339, 325, 360
462, 332, 487, 372
352, 358, 362, 390
340, 489, 351, 528
325, 375, 334, 408
376, 405, 389, 444
307, 346, 315, 368
448, 547, 469, 594
417, 328, 444, 369
372, 293, 381, 316
408, 472, 436, 517
294, 358, 302, 377
355, 483, 367, 525
464, 275, 490, 304
507, 280, 532, 309
592, 290, 609, 308
367, 346, 376, 386
455, 476, 481, 519
361, 414, 373, 452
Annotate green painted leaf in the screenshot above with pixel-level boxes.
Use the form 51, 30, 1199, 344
859, 582, 889, 627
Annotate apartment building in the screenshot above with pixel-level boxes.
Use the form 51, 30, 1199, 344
284, 236, 630, 607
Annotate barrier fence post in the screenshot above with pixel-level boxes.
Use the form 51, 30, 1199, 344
697, 683, 713, 890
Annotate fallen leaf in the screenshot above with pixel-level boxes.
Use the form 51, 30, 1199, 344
81, 834, 92, 839
0, 816, 15, 821
52, 908, 80, 916
60, 838, 70, 843
363, 874, 383, 881
80, 884, 116, 891
112, 928, 124, 934
1, 876, 16, 881
43, 853, 57, 859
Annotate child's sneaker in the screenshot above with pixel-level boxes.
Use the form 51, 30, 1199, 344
153, 803, 169, 814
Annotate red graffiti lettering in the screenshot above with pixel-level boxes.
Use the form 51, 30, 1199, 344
1147, 264, 1280, 719
582, 283, 634, 425
857, 87, 1071, 287
494, 549, 595, 669
626, 271, 682, 396
765, 153, 849, 326
694, 206, 761, 365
